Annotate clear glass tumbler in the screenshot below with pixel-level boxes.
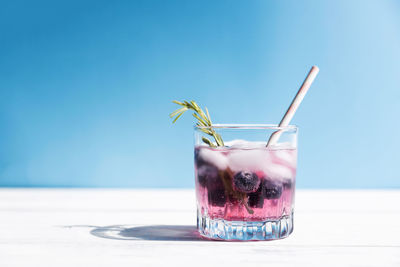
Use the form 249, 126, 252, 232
194, 124, 298, 241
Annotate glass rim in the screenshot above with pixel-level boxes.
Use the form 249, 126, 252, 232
194, 124, 298, 130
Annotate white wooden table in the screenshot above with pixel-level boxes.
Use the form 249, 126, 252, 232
0, 189, 399, 267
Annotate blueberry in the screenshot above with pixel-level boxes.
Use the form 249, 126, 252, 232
196, 164, 219, 188
282, 179, 293, 190
248, 185, 264, 208
208, 187, 227, 207
194, 147, 202, 165
203, 169, 226, 207
232, 171, 260, 193
263, 178, 283, 199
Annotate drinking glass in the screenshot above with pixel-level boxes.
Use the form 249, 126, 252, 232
194, 124, 297, 241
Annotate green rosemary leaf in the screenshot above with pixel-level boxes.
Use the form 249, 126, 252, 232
199, 128, 212, 135
216, 134, 224, 146
172, 100, 184, 105
170, 100, 225, 147
172, 111, 185, 123
202, 137, 215, 148
205, 107, 212, 124
192, 113, 208, 126
169, 107, 187, 118
190, 100, 199, 109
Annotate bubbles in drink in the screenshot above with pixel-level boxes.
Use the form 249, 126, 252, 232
196, 146, 228, 170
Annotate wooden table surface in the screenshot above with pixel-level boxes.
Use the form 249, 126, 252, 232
0, 189, 399, 266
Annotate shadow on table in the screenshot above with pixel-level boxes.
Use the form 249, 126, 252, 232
89, 225, 206, 241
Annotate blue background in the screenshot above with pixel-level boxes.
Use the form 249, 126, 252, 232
1, 0, 399, 188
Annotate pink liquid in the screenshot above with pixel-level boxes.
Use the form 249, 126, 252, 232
195, 144, 296, 222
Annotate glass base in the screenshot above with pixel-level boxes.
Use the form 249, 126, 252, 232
197, 210, 294, 241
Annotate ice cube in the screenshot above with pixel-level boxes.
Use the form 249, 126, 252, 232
262, 163, 293, 180
224, 139, 248, 147
197, 148, 228, 170
268, 142, 294, 150
226, 139, 267, 149
271, 150, 297, 168
227, 149, 272, 173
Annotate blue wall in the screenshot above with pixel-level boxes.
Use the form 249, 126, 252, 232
1, 0, 399, 188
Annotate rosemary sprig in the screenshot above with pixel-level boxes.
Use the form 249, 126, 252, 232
170, 100, 224, 147
169, 99, 254, 215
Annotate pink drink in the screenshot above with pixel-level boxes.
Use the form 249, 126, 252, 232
195, 140, 296, 240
